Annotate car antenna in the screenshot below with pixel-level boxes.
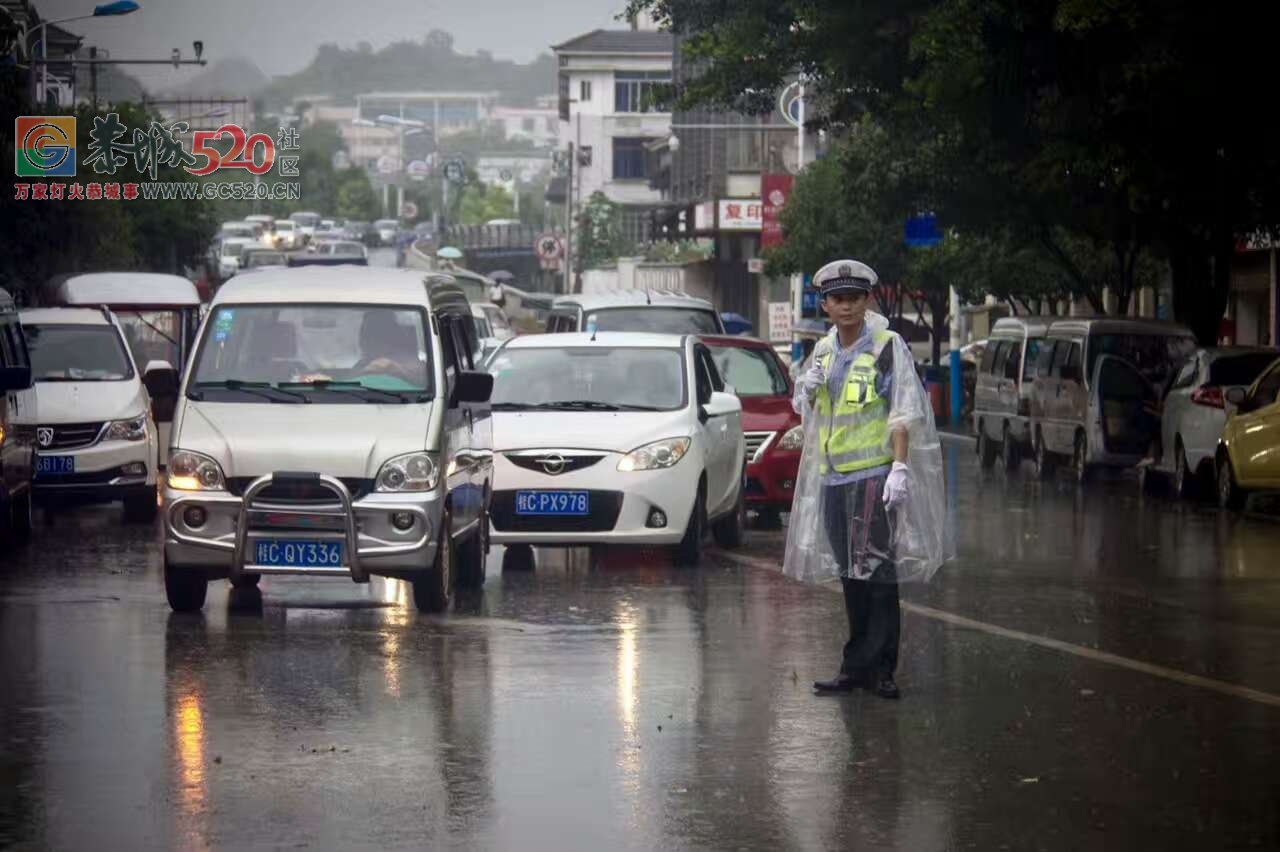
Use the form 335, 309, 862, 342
645, 288, 652, 305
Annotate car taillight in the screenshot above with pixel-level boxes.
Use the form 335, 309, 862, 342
1190, 386, 1225, 409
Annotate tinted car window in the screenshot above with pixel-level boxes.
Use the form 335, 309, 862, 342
1036, 340, 1059, 377
708, 344, 788, 396
990, 341, 1011, 376
586, 307, 719, 334
1004, 341, 1023, 380
1252, 364, 1280, 406
980, 341, 999, 373
1088, 333, 1190, 386
1050, 340, 1072, 376
1023, 338, 1042, 381
1208, 353, 1278, 387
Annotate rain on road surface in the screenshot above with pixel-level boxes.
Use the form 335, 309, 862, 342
2, 438, 1278, 850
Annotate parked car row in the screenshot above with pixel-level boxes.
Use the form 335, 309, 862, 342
972, 315, 1279, 509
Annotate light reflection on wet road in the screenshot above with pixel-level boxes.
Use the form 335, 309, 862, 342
1, 438, 1278, 849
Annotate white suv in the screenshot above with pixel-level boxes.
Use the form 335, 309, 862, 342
21, 307, 160, 522
486, 332, 745, 565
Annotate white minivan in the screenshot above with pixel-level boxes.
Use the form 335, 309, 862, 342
161, 268, 493, 613
21, 307, 161, 522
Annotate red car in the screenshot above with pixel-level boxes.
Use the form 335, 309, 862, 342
702, 335, 803, 528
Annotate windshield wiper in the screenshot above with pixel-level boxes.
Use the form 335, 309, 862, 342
278, 380, 429, 403
490, 401, 535, 410
190, 380, 310, 404
532, 400, 623, 411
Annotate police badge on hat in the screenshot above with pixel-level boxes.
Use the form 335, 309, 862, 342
814, 259, 879, 297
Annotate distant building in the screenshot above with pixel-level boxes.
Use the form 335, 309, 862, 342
356, 91, 499, 139
551, 26, 674, 244
488, 106, 559, 148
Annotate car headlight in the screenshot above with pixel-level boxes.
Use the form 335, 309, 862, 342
777, 424, 804, 451
105, 415, 148, 443
376, 452, 438, 492
168, 450, 226, 491
618, 437, 691, 472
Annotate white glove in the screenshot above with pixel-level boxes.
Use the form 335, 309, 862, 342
792, 363, 826, 414
883, 461, 909, 509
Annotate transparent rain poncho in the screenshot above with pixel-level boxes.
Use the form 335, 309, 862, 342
784, 312, 953, 585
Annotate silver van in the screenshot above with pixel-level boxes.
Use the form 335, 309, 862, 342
1029, 318, 1196, 481
0, 289, 36, 541
546, 291, 726, 334
973, 317, 1050, 471
162, 268, 493, 613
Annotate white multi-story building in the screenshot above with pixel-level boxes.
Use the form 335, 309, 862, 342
552, 26, 674, 238
489, 106, 560, 148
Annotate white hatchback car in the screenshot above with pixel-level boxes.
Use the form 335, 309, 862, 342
487, 333, 745, 565
20, 307, 160, 522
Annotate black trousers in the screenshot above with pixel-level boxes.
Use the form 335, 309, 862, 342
822, 476, 901, 679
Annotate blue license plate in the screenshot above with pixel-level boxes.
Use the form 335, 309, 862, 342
515, 490, 589, 516
254, 539, 344, 568
37, 455, 75, 475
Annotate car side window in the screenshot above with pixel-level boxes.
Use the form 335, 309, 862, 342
703, 347, 725, 392
1253, 365, 1280, 407
980, 341, 999, 374
694, 349, 713, 405
1049, 340, 1071, 377
1023, 338, 1042, 382
438, 315, 461, 391
0, 319, 15, 367
1004, 341, 1023, 380
450, 315, 475, 371
1036, 340, 1058, 378
989, 341, 1010, 377
1171, 357, 1197, 390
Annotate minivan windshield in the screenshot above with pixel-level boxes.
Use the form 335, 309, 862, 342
707, 343, 789, 396
489, 347, 685, 411
190, 304, 433, 403
25, 324, 133, 381
585, 307, 719, 334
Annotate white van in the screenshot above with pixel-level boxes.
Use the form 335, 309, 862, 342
21, 308, 161, 522
161, 268, 493, 614
0, 289, 37, 541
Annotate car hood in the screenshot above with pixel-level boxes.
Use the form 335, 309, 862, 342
35, 380, 145, 423
737, 394, 799, 433
493, 410, 690, 453
175, 401, 434, 479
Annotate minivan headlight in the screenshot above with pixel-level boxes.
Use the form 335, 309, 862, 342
376, 452, 438, 492
168, 450, 226, 491
618, 437, 691, 472
777, 425, 804, 451
104, 415, 148, 443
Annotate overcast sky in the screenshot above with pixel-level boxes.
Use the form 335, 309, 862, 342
37, 0, 627, 89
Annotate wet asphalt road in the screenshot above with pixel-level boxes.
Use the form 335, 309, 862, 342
2, 439, 1279, 850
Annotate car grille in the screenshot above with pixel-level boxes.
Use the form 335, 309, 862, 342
490, 490, 623, 532
38, 422, 104, 451
744, 431, 775, 464
227, 477, 373, 503
505, 453, 606, 476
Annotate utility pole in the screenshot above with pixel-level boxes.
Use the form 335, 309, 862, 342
89, 46, 99, 109
563, 142, 574, 295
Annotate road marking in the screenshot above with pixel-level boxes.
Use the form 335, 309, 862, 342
717, 551, 1280, 710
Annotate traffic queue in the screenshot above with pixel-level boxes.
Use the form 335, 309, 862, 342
0, 264, 807, 616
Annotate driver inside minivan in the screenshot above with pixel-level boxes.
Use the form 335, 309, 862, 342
351, 310, 425, 386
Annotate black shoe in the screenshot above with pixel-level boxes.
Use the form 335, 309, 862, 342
872, 676, 900, 700
813, 673, 857, 694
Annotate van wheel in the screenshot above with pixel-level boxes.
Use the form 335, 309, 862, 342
977, 423, 998, 470
123, 490, 158, 524
164, 562, 208, 612
8, 488, 33, 541
1173, 440, 1197, 500
414, 508, 453, 613
501, 544, 534, 572
456, 510, 487, 590
711, 479, 745, 549
1034, 430, 1055, 480
1001, 423, 1020, 473
1071, 431, 1090, 485
674, 488, 705, 567
1216, 452, 1246, 511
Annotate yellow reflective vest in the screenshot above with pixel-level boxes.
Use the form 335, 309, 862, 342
813, 330, 895, 475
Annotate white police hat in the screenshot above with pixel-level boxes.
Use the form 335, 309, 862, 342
813, 259, 879, 296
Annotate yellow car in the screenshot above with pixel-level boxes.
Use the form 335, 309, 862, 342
1217, 356, 1280, 508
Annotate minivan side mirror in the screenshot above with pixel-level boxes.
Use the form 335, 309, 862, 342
0, 365, 32, 392
143, 360, 179, 422
454, 370, 493, 405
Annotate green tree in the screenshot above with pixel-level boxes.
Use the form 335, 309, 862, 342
456, 180, 515, 225
335, 171, 380, 221
575, 192, 630, 270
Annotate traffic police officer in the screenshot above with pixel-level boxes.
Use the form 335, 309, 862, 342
793, 259, 910, 699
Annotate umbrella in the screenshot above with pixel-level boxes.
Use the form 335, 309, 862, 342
488, 270, 514, 282
719, 312, 753, 335
435, 246, 464, 260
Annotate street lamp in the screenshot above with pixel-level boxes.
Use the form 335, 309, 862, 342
35, 1, 141, 106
